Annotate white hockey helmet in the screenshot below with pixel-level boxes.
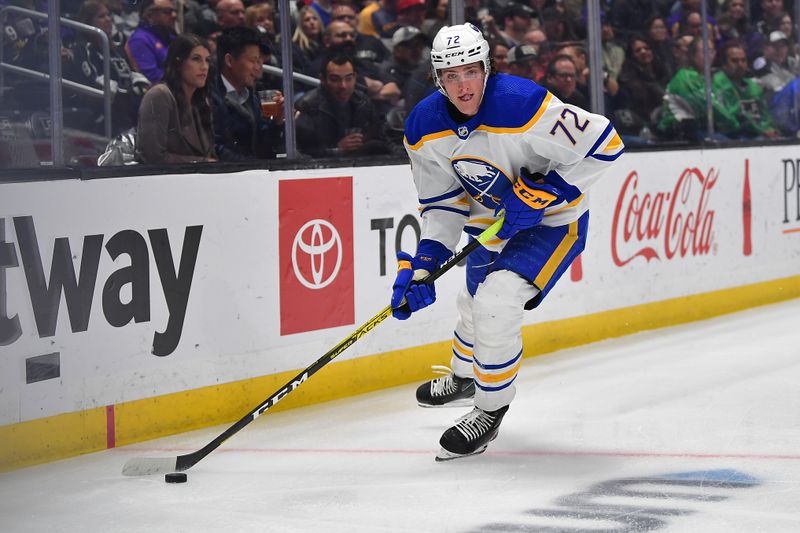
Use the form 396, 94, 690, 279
430, 23, 491, 97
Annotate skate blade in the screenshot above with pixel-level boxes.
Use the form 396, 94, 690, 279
435, 444, 489, 462
417, 398, 474, 408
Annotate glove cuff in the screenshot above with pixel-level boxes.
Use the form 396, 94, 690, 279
514, 173, 559, 210
412, 239, 452, 272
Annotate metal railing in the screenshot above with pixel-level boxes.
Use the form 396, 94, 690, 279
0, 5, 113, 141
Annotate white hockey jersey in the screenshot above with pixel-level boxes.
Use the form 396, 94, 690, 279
403, 73, 624, 253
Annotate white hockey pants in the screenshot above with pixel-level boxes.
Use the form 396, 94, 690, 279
449, 269, 538, 412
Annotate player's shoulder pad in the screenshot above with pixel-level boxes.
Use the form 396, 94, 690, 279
404, 91, 450, 147
479, 74, 549, 130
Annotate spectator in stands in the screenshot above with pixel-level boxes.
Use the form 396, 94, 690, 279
561, 43, 621, 110
667, 0, 719, 39
601, 20, 625, 84
396, 0, 427, 31
291, 5, 324, 73
769, 76, 800, 137
215, 0, 246, 30
491, 40, 510, 74
295, 52, 394, 157
310, 0, 334, 27
421, 0, 448, 41
210, 26, 284, 160
777, 11, 795, 44
752, 0, 786, 45
657, 37, 737, 142
523, 28, 547, 55
609, 0, 656, 41
713, 41, 779, 138
540, 7, 576, 45
543, 54, 588, 108
107, 0, 139, 42
359, 0, 382, 37
506, 44, 538, 80
379, 26, 428, 99
672, 34, 694, 70
66, 0, 150, 136
331, 3, 391, 70
183, 0, 219, 36
245, 3, 276, 59
126, 0, 177, 83
717, 0, 752, 42
617, 35, 671, 134
498, 4, 534, 48
559, 44, 589, 91
372, 0, 400, 40
137, 33, 216, 163
756, 31, 800, 97
645, 15, 675, 75
313, 21, 401, 106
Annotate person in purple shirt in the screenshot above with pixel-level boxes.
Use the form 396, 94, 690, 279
125, 0, 177, 84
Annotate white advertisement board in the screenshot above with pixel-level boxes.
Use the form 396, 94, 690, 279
1, 146, 798, 426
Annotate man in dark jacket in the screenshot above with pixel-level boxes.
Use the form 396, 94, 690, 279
210, 26, 284, 160
295, 52, 396, 157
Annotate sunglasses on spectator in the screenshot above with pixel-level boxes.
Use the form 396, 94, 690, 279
334, 14, 357, 20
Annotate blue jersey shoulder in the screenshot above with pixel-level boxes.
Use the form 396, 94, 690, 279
404, 91, 449, 146
480, 74, 549, 129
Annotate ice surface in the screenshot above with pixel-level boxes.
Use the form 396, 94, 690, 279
2, 299, 800, 532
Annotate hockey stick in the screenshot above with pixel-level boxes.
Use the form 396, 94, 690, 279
121, 217, 505, 476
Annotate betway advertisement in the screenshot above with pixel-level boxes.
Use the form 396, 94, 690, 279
1, 146, 798, 426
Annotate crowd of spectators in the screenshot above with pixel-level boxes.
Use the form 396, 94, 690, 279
1, 0, 800, 166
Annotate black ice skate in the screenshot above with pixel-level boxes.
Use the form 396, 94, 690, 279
435, 405, 509, 461
416, 366, 475, 408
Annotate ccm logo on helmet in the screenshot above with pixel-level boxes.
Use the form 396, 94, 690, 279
444, 51, 465, 58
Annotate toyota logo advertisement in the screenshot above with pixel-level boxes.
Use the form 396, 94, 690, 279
279, 178, 354, 336
291, 219, 342, 290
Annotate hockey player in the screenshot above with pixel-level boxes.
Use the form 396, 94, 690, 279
390, 23, 624, 461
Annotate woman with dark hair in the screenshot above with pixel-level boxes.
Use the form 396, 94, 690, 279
644, 15, 675, 76
65, 0, 150, 135
717, 0, 752, 42
617, 34, 672, 132
137, 33, 217, 163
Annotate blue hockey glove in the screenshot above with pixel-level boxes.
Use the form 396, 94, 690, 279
390, 240, 452, 320
496, 168, 563, 240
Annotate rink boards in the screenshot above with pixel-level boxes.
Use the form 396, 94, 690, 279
1, 145, 799, 471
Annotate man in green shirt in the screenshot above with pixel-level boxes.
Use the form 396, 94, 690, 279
713, 41, 780, 139
657, 37, 739, 141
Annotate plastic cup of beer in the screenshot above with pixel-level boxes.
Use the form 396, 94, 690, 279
258, 90, 282, 121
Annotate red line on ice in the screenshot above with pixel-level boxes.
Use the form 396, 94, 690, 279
116, 446, 800, 461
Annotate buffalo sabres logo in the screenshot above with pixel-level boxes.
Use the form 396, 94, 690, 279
451, 157, 511, 209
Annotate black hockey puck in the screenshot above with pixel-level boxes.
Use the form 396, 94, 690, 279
165, 472, 187, 483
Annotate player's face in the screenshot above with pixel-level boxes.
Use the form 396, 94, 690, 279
440, 63, 485, 117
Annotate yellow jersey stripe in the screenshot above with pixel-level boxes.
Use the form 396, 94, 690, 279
545, 194, 585, 216
534, 220, 579, 289
474, 359, 522, 383
453, 337, 473, 357
405, 130, 456, 151
603, 133, 623, 153
476, 91, 553, 134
